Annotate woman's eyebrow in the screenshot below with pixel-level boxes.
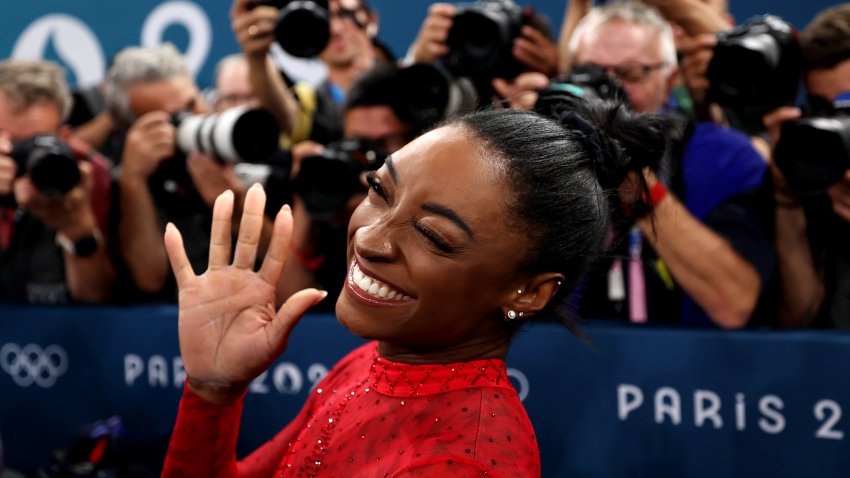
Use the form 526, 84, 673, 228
421, 202, 474, 239
385, 155, 398, 183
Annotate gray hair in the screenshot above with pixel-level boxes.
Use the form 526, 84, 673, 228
104, 43, 188, 128
214, 53, 247, 88
568, 1, 678, 74
0, 59, 71, 121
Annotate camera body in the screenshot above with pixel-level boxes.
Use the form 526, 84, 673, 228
294, 138, 387, 216
775, 94, 850, 195
9, 135, 79, 197
254, 0, 330, 58
444, 0, 524, 80
706, 15, 802, 122
535, 64, 629, 114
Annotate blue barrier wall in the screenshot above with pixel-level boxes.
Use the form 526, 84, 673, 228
2, 305, 850, 477
0, 1, 843, 89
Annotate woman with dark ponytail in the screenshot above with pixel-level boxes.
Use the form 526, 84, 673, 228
161, 99, 671, 477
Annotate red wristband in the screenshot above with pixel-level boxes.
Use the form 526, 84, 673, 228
644, 181, 668, 209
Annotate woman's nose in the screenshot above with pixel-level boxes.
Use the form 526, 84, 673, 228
353, 222, 394, 263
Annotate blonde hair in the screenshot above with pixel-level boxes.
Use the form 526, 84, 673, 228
0, 59, 71, 120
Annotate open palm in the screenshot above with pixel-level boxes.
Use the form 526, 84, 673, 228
164, 185, 325, 403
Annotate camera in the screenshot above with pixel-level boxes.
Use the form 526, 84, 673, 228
9, 135, 79, 197
254, 0, 330, 58
294, 138, 387, 216
387, 63, 475, 132
535, 64, 629, 114
706, 15, 803, 127
173, 106, 280, 164
775, 94, 850, 195
444, 0, 524, 80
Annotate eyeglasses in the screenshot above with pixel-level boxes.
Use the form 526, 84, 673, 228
330, 7, 367, 29
576, 62, 669, 84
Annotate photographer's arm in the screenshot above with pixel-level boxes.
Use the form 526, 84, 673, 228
764, 107, 825, 327
407, 3, 456, 65
635, 183, 761, 329
14, 160, 115, 302
558, 0, 593, 74
639, 0, 730, 35
118, 112, 174, 293
231, 0, 299, 134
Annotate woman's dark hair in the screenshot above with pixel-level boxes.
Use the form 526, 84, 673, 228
448, 99, 672, 331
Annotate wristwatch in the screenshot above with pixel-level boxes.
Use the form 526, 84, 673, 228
55, 229, 103, 258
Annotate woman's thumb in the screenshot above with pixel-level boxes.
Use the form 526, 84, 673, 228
271, 289, 328, 344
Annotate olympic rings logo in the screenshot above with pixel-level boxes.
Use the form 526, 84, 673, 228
0, 343, 68, 388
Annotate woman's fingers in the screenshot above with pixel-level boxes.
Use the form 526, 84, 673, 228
258, 204, 292, 285
164, 223, 194, 290
209, 190, 235, 270
270, 288, 328, 349
233, 183, 266, 269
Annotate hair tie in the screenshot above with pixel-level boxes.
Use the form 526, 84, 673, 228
557, 111, 610, 179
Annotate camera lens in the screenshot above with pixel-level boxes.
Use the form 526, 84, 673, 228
275, 1, 330, 58
11, 135, 79, 197
174, 107, 280, 163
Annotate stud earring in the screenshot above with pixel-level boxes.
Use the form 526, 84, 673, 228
506, 310, 517, 320
516, 289, 523, 295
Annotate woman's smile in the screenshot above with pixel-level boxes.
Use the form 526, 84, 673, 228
345, 258, 414, 306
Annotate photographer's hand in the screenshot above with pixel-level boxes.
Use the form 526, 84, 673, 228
14, 160, 97, 235
164, 185, 326, 405
513, 25, 559, 77
678, 33, 717, 117
121, 111, 175, 183
0, 156, 15, 197
409, 3, 456, 64
231, 0, 277, 61
763, 106, 802, 207
492, 72, 549, 111
186, 152, 246, 209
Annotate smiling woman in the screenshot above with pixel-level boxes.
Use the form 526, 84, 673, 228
160, 99, 671, 477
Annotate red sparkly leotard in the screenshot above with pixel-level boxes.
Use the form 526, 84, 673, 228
162, 341, 540, 477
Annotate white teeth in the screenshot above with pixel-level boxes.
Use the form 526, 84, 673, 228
350, 262, 410, 301
358, 277, 371, 291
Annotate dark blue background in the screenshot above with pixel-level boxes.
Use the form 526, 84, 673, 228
2, 305, 850, 477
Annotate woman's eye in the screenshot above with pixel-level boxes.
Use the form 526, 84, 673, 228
415, 223, 455, 253
365, 173, 387, 200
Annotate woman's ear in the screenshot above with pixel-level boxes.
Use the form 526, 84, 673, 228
502, 272, 565, 320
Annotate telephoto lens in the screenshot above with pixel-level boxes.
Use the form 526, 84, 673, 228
10, 135, 80, 197
173, 107, 280, 164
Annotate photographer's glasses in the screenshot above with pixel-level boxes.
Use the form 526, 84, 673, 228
576, 62, 669, 84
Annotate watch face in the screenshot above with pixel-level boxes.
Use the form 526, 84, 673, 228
74, 236, 99, 257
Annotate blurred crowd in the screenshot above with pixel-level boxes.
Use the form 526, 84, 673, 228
2, 0, 850, 330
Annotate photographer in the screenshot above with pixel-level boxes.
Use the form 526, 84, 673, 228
567, 2, 775, 328
767, 4, 850, 328
0, 60, 114, 304
407, 1, 559, 105
231, 0, 379, 146
106, 45, 259, 299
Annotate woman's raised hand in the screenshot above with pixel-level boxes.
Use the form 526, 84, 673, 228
164, 184, 326, 404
